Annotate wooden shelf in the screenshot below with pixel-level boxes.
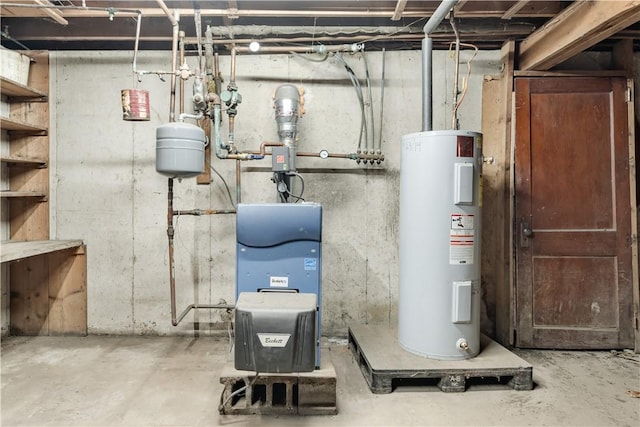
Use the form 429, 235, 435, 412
0, 191, 47, 198
1, 240, 84, 263
0, 155, 47, 167
0, 116, 48, 133
0, 77, 47, 99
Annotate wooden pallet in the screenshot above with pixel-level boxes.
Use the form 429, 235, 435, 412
218, 362, 337, 415
348, 324, 533, 393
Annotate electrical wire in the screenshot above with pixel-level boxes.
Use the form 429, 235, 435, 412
286, 172, 305, 203
449, 42, 479, 126
218, 372, 260, 414
335, 53, 367, 152
361, 16, 428, 44
289, 50, 330, 62
210, 165, 236, 208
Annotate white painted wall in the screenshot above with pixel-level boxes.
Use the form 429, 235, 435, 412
2, 48, 501, 336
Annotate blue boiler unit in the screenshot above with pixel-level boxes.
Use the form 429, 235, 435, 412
235, 203, 322, 372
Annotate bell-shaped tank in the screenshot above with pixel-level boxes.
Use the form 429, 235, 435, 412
156, 122, 206, 178
398, 130, 483, 360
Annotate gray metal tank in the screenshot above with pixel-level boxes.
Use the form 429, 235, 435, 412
398, 130, 483, 360
156, 122, 205, 178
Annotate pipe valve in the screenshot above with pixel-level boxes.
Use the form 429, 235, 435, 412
456, 338, 469, 351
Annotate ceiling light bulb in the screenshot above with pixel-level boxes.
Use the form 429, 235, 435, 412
249, 41, 260, 52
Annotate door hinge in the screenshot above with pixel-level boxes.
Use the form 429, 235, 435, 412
626, 85, 633, 103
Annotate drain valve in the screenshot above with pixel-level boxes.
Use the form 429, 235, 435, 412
456, 338, 469, 351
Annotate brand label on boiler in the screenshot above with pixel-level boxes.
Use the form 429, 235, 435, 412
257, 333, 291, 348
270, 276, 289, 287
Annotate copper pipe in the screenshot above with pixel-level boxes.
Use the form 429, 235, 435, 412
230, 47, 237, 87
175, 304, 234, 326
255, 141, 283, 156
169, 12, 179, 122
214, 52, 221, 94
228, 115, 236, 150
248, 142, 358, 160
236, 159, 242, 204
297, 151, 355, 158
174, 209, 236, 215
54, 7, 427, 19
167, 178, 178, 326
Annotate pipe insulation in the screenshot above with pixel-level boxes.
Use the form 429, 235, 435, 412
204, 25, 424, 37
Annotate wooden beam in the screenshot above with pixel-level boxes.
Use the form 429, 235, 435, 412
33, 0, 68, 25
519, 0, 640, 71
391, 0, 408, 21
502, 0, 531, 20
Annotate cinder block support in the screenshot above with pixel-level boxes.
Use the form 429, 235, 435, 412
219, 363, 337, 415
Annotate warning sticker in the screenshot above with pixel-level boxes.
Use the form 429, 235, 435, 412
451, 214, 474, 230
450, 214, 475, 264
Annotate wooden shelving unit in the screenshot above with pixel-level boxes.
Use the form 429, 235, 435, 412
1, 51, 87, 336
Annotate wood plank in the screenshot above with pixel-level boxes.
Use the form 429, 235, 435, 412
482, 40, 515, 345
612, 39, 634, 78
1, 240, 84, 263
0, 117, 47, 133
0, 191, 47, 198
10, 254, 49, 335
8, 197, 49, 240
0, 155, 47, 166
519, 1, 640, 71
48, 246, 87, 335
626, 78, 640, 353
502, 0, 531, 20
0, 77, 47, 98
480, 77, 502, 341
9, 51, 50, 242
196, 116, 211, 185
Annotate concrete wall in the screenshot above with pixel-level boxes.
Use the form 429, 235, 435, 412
3, 48, 502, 336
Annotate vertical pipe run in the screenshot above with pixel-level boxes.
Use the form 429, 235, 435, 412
236, 159, 242, 204
167, 178, 178, 326
422, 37, 433, 132
169, 12, 179, 122
422, 0, 459, 132
179, 30, 185, 115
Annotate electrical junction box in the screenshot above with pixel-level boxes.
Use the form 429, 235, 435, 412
234, 291, 317, 373
272, 146, 291, 172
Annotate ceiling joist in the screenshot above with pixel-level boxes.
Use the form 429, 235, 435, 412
519, 0, 640, 71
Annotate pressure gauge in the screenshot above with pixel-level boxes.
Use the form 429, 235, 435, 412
319, 150, 329, 159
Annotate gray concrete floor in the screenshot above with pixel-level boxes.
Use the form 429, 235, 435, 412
1, 334, 639, 427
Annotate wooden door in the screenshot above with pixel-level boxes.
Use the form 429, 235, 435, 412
514, 77, 635, 349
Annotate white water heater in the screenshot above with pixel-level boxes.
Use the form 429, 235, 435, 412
398, 130, 482, 360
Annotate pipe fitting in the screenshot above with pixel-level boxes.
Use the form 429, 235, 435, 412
456, 338, 470, 351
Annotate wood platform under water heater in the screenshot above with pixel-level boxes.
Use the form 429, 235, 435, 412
348, 324, 534, 393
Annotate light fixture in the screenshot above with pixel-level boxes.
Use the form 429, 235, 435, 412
249, 41, 260, 52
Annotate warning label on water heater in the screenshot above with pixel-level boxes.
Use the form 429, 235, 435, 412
450, 214, 475, 265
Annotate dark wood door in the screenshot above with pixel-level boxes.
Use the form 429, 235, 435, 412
514, 77, 635, 349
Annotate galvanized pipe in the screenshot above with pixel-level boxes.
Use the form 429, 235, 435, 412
422, 0, 459, 132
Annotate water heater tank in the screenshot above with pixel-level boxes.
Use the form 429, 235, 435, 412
398, 130, 482, 360
156, 122, 205, 178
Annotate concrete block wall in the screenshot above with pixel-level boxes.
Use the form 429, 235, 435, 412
3, 48, 502, 336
